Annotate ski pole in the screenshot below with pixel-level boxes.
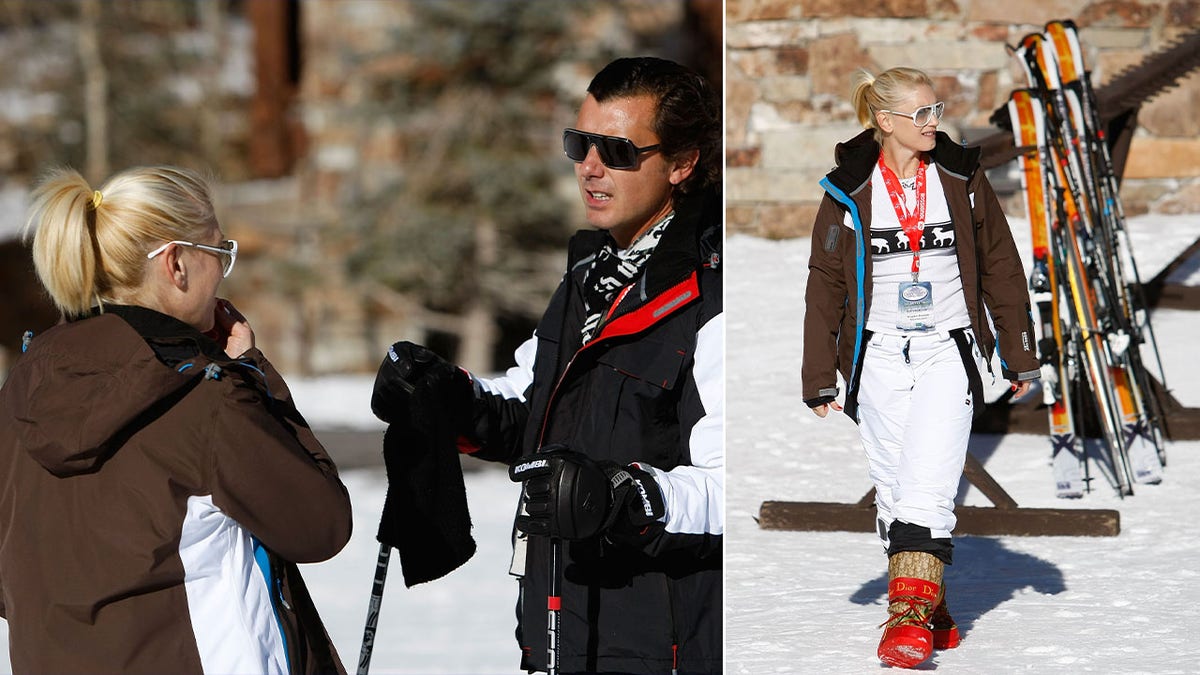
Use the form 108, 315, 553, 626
547, 537, 563, 675
357, 543, 392, 675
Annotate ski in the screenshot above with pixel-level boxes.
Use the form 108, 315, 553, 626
1049, 150, 1136, 495
1007, 88, 1086, 497
1006, 25, 1174, 496
1015, 31, 1133, 495
1039, 21, 1165, 485
1044, 19, 1169, 475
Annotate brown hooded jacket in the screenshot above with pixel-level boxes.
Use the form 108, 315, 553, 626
0, 306, 351, 674
802, 130, 1040, 419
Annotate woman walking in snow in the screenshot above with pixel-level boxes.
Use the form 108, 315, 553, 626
0, 166, 351, 673
802, 67, 1040, 669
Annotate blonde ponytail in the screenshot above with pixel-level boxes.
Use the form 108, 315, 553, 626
23, 170, 104, 317
23, 166, 216, 318
851, 69, 878, 129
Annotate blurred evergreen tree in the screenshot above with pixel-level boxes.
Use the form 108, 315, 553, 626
340, 0, 594, 369
0, 0, 244, 183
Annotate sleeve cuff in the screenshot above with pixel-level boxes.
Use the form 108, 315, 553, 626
1004, 368, 1040, 382
804, 395, 836, 409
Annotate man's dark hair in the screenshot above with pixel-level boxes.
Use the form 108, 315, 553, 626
587, 57, 721, 196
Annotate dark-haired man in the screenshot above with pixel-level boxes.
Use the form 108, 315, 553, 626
372, 57, 722, 674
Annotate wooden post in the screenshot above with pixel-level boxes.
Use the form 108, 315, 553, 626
246, 0, 297, 177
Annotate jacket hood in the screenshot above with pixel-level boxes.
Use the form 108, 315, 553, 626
2, 308, 218, 476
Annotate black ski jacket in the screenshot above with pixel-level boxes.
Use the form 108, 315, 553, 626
463, 189, 723, 674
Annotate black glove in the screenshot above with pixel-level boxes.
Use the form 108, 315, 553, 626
509, 446, 665, 543
373, 341, 478, 587
371, 341, 473, 431
602, 460, 668, 547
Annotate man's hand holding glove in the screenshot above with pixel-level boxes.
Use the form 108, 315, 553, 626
371, 341, 474, 431
509, 445, 666, 545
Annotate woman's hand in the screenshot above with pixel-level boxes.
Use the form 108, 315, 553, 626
1010, 380, 1033, 400
812, 399, 843, 418
212, 298, 255, 358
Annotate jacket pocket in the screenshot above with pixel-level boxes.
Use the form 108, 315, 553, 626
596, 337, 687, 391
823, 221, 841, 252
589, 337, 689, 467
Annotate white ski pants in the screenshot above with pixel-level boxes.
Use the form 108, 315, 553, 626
857, 331, 974, 547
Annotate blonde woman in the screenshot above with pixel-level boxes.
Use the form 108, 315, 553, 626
802, 68, 1039, 668
0, 166, 351, 674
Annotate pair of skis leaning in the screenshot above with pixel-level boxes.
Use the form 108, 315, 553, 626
1003, 20, 1167, 498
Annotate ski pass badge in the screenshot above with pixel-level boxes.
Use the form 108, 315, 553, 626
897, 281, 935, 331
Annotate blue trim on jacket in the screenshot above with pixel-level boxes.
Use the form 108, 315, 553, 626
252, 537, 290, 673
818, 176, 867, 411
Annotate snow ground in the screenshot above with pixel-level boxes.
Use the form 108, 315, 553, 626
2, 214, 1198, 673
305, 467, 525, 674
725, 213, 1200, 674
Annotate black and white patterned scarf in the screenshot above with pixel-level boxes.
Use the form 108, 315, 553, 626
579, 212, 674, 343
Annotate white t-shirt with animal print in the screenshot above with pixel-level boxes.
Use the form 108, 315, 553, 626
858, 161, 971, 336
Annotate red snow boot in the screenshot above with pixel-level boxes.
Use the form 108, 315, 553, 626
930, 594, 960, 649
877, 551, 942, 669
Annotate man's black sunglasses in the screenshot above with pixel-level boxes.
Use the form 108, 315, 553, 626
563, 128, 660, 170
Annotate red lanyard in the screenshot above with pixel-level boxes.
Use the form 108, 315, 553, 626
877, 154, 927, 278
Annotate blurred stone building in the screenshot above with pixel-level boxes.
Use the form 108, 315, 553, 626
0, 0, 722, 377
726, 0, 1200, 238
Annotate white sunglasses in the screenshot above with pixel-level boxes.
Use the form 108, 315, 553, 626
146, 239, 238, 278
880, 101, 945, 127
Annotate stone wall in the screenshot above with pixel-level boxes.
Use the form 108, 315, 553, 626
726, 0, 1200, 239
0, 3, 258, 188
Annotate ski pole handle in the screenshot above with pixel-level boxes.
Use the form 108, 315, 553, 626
357, 544, 392, 675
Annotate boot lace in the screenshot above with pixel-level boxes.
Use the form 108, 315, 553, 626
879, 595, 934, 629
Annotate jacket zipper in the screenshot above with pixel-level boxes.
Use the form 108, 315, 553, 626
536, 272, 695, 448
267, 555, 296, 674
